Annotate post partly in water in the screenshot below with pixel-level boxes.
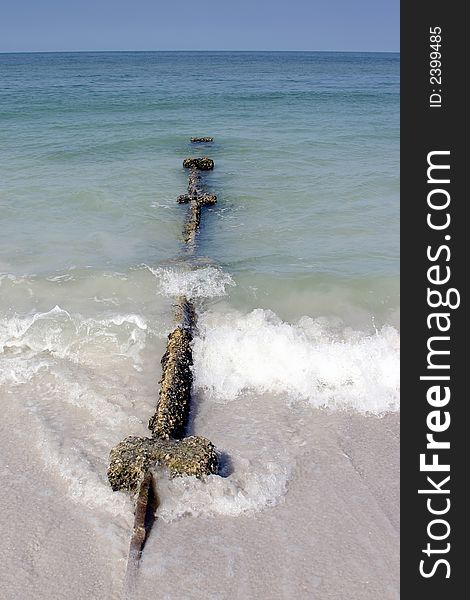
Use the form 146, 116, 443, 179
190, 136, 213, 143
108, 138, 219, 593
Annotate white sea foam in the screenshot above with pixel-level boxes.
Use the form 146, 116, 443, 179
0, 273, 28, 285
193, 309, 400, 414
0, 305, 150, 374
0, 306, 150, 519
35, 423, 131, 518
144, 265, 235, 299
155, 459, 291, 522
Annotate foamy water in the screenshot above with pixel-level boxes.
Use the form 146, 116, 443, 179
0, 265, 399, 524
0, 272, 399, 525
193, 309, 399, 413
144, 264, 235, 298
1, 51, 399, 599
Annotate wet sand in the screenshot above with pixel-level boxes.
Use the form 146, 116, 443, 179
1, 403, 398, 600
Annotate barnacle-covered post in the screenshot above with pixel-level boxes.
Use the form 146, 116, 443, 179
107, 139, 219, 587
190, 136, 213, 143
177, 157, 217, 244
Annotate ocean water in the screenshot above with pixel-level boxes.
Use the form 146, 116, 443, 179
0, 52, 399, 599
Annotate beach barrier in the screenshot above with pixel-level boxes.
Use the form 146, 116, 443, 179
107, 138, 219, 590
177, 159, 217, 243
190, 136, 213, 143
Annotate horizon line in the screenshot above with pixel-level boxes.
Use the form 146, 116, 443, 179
0, 48, 400, 55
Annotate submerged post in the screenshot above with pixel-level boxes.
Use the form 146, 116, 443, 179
108, 138, 219, 590
190, 136, 213, 143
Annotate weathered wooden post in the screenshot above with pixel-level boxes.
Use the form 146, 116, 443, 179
190, 136, 213, 143
107, 139, 219, 592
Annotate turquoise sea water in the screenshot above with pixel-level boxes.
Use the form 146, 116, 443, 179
1, 51, 398, 317
1, 50, 399, 512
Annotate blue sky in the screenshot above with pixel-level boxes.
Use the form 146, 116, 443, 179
0, 0, 399, 53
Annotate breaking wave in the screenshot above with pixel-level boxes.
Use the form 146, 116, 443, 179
144, 265, 235, 299
193, 309, 400, 414
0, 305, 149, 376
155, 460, 291, 522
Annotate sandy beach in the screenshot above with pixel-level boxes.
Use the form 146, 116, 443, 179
1, 401, 399, 600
